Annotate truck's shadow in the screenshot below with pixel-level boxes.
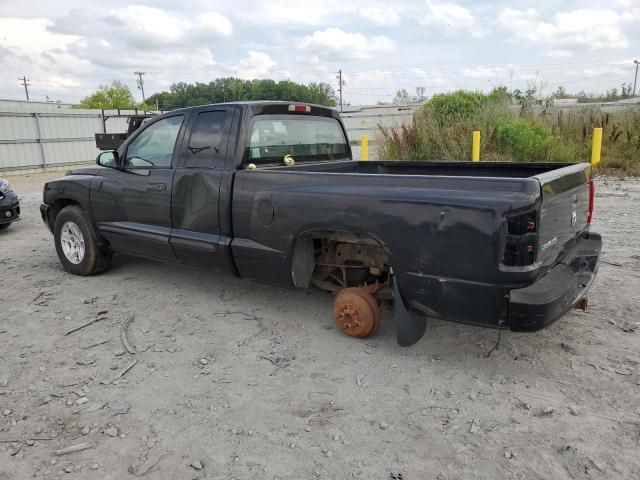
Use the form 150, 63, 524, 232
106, 253, 567, 367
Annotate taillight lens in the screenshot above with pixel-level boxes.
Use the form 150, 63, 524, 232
502, 210, 538, 267
587, 180, 595, 225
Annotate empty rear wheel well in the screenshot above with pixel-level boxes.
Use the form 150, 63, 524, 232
291, 230, 390, 292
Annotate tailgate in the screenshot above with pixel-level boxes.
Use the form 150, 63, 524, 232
534, 163, 594, 269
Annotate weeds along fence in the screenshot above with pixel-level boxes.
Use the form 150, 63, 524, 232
1, 98, 638, 174
377, 93, 640, 174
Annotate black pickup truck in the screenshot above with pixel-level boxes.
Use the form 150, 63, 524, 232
41, 101, 601, 346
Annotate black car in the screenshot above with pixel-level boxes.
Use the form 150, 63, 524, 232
0, 177, 20, 230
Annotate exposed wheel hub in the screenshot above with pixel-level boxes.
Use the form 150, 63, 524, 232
333, 287, 380, 338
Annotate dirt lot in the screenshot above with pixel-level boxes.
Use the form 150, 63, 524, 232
1, 171, 639, 480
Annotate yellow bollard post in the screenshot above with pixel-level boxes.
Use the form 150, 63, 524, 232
591, 127, 602, 165
472, 130, 480, 162
361, 134, 369, 161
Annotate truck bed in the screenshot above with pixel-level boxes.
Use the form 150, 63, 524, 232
232, 160, 595, 331
265, 160, 574, 178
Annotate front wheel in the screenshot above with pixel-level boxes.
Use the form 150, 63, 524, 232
0, 223, 10, 230
54, 206, 111, 275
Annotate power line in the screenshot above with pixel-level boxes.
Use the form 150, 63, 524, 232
18, 76, 30, 101
2, 62, 632, 106
153, 59, 633, 80
548, 69, 632, 87
344, 71, 633, 100
349, 60, 634, 77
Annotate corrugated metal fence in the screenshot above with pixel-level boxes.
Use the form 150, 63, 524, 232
0, 103, 144, 172
340, 104, 419, 141
0, 111, 101, 171
6, 99, 635, 172
0, 101, 421, 173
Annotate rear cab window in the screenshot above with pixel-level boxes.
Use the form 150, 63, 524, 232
245, 114, 349, 166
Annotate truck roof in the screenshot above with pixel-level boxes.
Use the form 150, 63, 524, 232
164, 101, 339, 119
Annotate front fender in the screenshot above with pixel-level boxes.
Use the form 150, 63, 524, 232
43, 175, 94, 215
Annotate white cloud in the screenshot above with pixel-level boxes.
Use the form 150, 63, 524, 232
545, 49, 573, 58
409, 68, 446, 85
615, 0, 640, 7
199, 12, 234, 37
0, 0, 638, 105
0, 18, 79, 57
496, 7, 537, 33
0, 19, 84, 96
229, 0, 351, 26
51, 6, 233, 50
229, 51, 277, 77
462, 66, 510, 79
0, 7, 233, 101
420, 2, 482, 37
497, 8, 629, 50
18, 6, 233, 99
300, 27, 394, 60
459, 65, 546, 89
357, 4, 401, 26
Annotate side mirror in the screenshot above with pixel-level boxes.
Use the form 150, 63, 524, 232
96, 151, 118, 168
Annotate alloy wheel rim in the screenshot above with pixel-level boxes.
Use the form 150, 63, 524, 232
60, 221, 85, 264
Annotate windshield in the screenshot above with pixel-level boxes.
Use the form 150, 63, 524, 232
246, 114, 349, 165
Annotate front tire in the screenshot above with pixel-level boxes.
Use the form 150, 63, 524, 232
54, 205, 111, 275
0, 223, 10, 230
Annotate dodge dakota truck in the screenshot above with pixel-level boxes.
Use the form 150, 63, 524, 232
41, 101, 601, 346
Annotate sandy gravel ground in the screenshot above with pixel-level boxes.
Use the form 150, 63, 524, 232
0, 171, 638, 480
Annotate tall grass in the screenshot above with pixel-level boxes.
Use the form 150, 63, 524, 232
378, 90, 640, 175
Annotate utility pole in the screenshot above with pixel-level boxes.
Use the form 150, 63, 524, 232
634, 60, 639, 97
336, 69, 343, 112
18, 76, 30, 101
134, 71, 146, 103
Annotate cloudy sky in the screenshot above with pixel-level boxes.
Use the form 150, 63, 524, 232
0, 0, 639, 105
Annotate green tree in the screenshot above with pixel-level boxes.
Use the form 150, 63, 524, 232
393, 88, 411, 104
76, 80, 137, 109
414, 86, 427, 102
146, 78, 337, 110
553, 86, 569, 99
569, 83, 634, 103
393, 87, 428, 104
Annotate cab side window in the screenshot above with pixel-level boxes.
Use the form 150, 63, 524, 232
186, 111, 228, 168
124, 115, 184, 168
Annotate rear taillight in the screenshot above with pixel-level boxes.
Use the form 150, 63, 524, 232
502, 210, 538, 267
587, 180, 595, 225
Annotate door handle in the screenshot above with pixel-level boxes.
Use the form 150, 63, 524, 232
147, 183, 166, 192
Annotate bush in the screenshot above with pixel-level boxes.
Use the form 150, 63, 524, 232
428, 90, 487, 125
493, 119, 551, 161
378, 89, 640, 175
